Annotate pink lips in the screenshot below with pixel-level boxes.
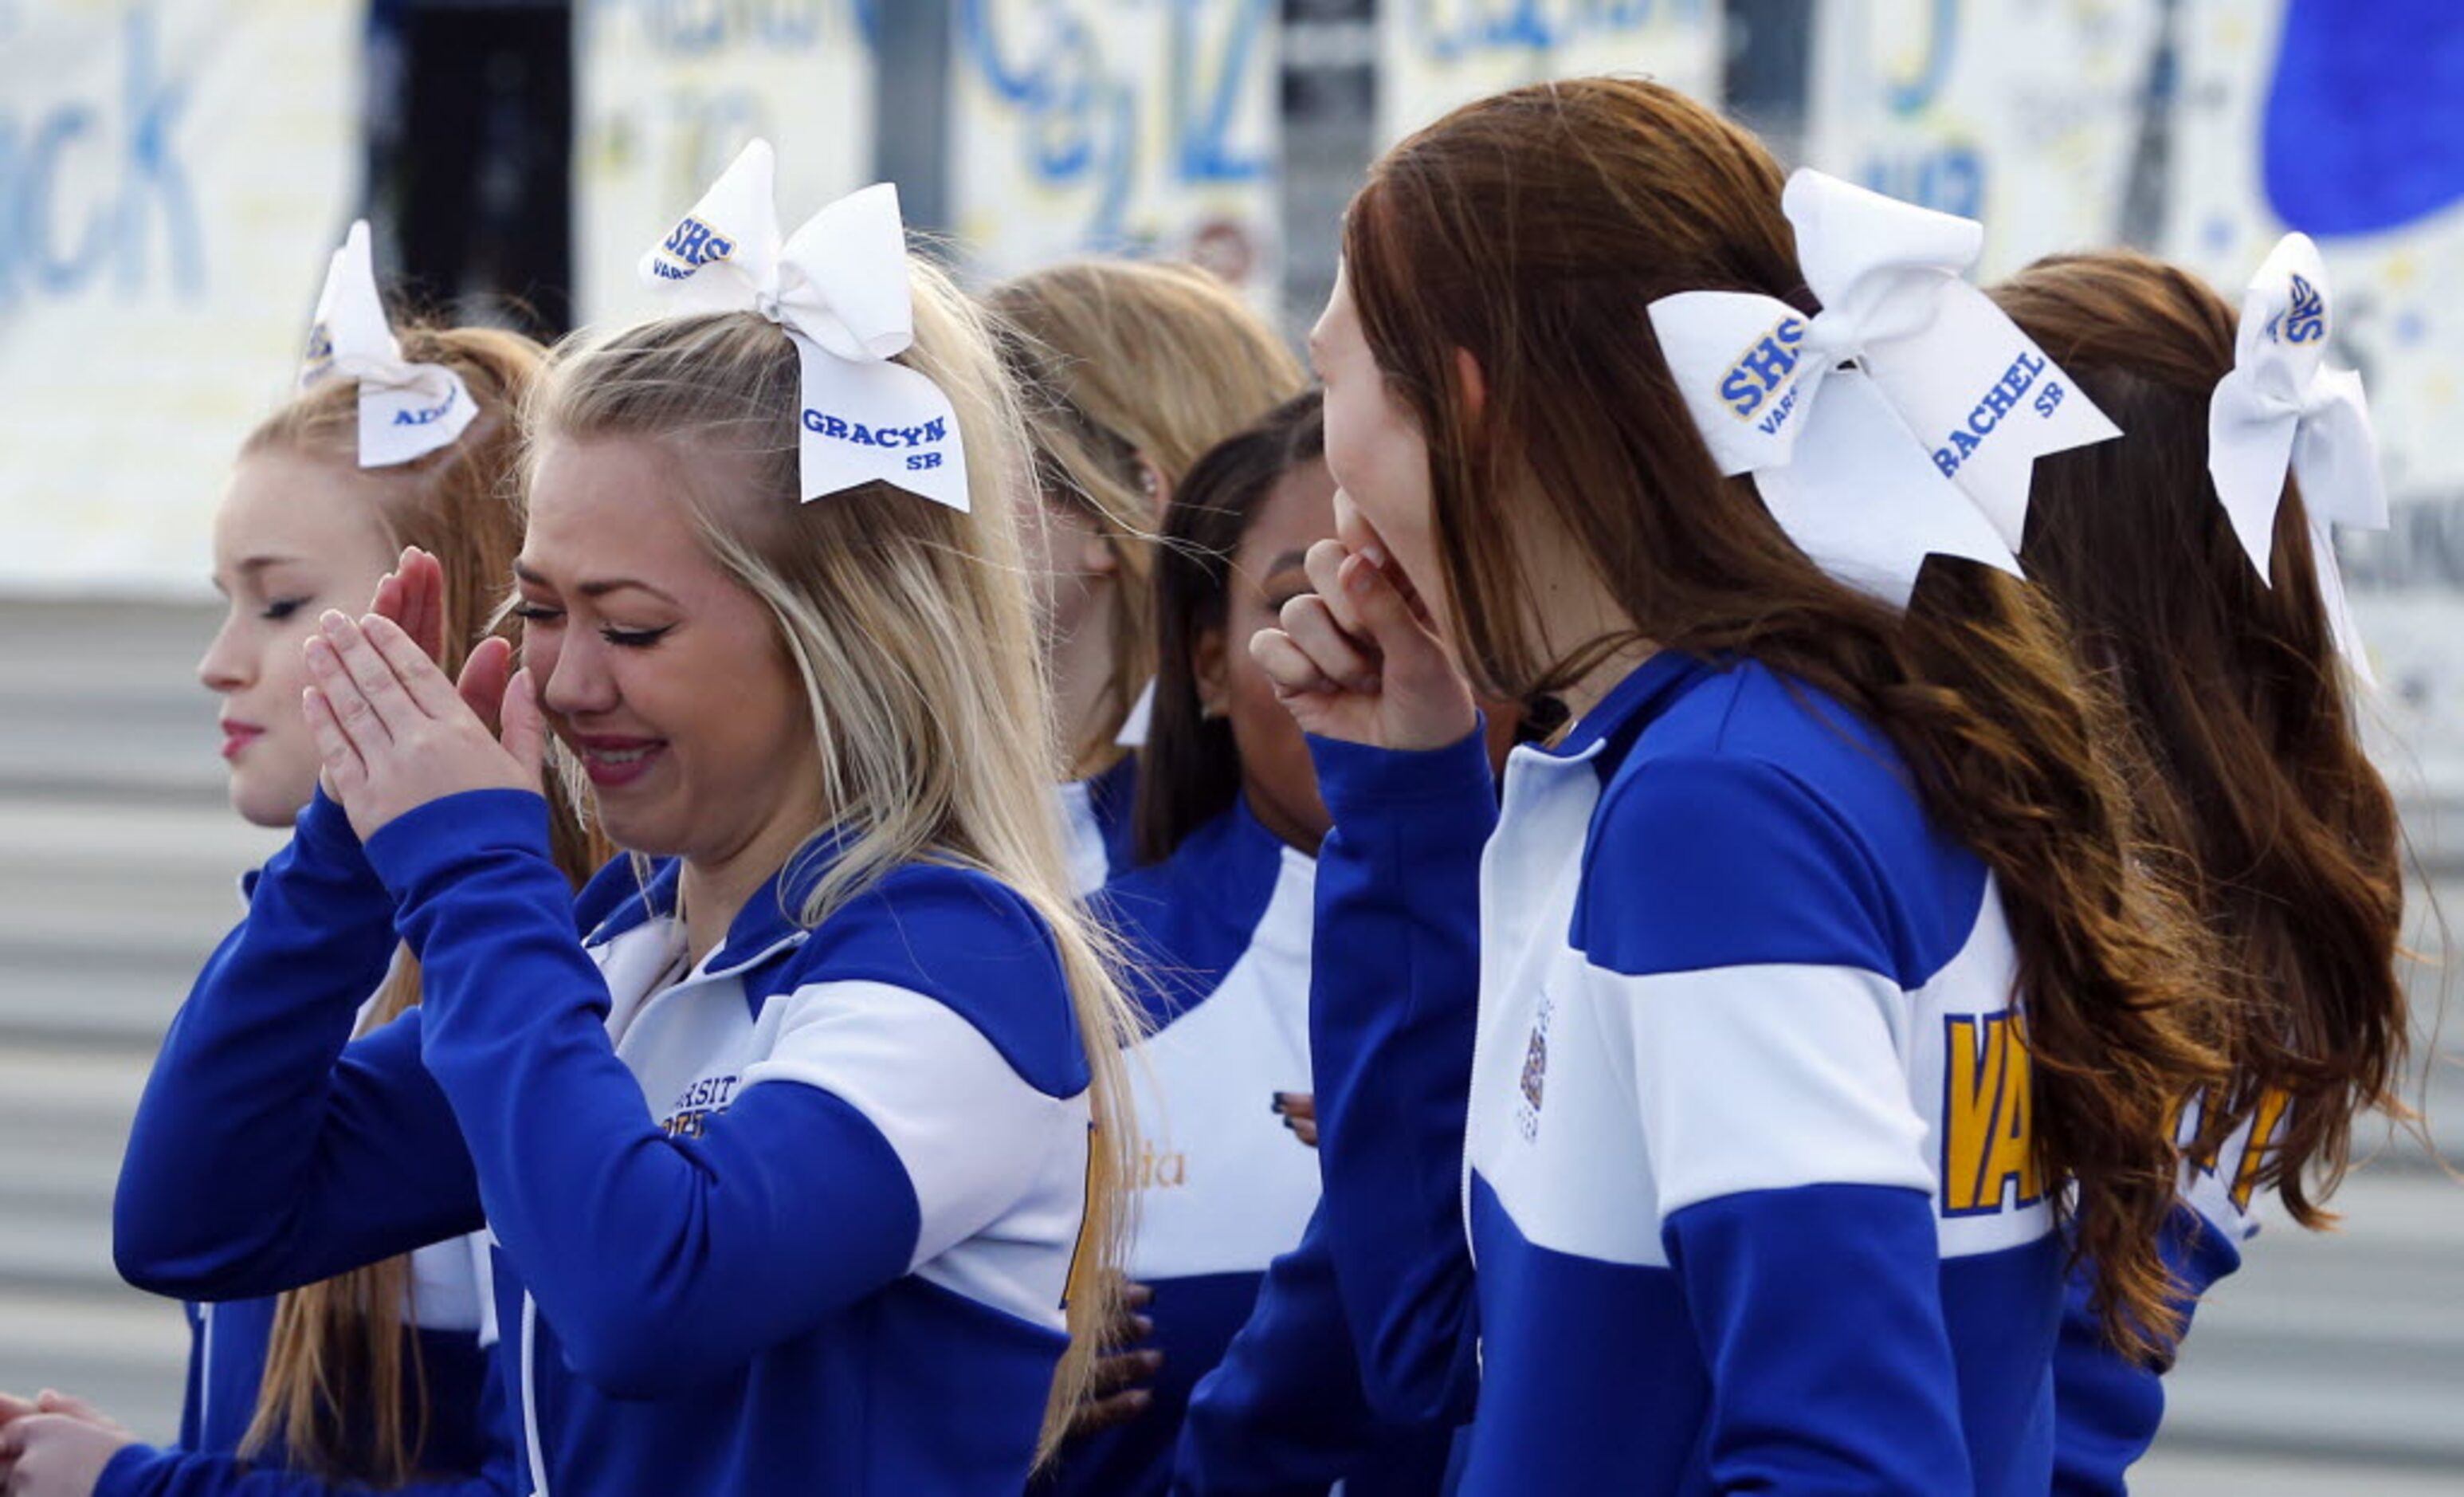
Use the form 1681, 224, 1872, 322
220, 721, 265, 760
569, 734, 665, 790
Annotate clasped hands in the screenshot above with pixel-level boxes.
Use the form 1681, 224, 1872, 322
0, 1390, 135, 1496
304, 547, 548, 842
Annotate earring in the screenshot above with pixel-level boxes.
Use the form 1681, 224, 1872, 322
1199, 697, 1228, 721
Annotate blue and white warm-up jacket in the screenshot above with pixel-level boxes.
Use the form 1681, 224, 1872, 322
1052, 799, 1321, 1495
1173, 1202, 1462, 1496
1309, 654, 2067, 1495
97, 1228, 512, 1496
2050, 1095, 2287, 1492
1054, 804, 1458, 1489
101, 874, 516, 1497
1064, 755, 1142, 894
116, 788, 1093, 1495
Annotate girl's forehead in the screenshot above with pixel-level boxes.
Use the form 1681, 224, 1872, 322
529, 438, 688, 542
1241, 461, 1339, 552
218, 448, 392, 563
523, 436, 741, 601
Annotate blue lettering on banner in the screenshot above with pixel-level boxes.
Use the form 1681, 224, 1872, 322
2267, 272, 2327, 345
1717, 316, 1807, 419
1930, 350, 2050, 478
1884, 0, 1960, 116
1171, 0, 1273, 184
955, 0, 1273, 253
611, 0, 848, 56
1412, 1, 1709, 66
1861, 147, 1986, 224
0, 6, 202, 310
907, 451, 943, 470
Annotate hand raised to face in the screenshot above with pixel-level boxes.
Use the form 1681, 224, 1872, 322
1247, 495, 1476, 754
367, 544, 449, 667
301, 610, 546, 842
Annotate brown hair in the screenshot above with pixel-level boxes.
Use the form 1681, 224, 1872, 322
987, 260, 1307, 768
237, 324, 607, 1484
1992, 250, 2408, 1227
1136, 391, 1326, 863
1342, 77, 2224, 1354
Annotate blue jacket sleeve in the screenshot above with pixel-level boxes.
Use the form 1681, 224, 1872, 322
1302, 727, 1494, 1430
1589, 755, 1972, 1493
1174, 1203, 1460, 1496
93, 1345, 520, 1497
93, 1439, 516, 1497
362, 790, 930, 1397
2050, 1205, 2245, 1495
1662, 1186, 1969, 1491
115, 790, 485, 1299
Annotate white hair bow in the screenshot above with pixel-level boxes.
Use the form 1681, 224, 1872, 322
2209, 233, 2385, 685
638, 139, 969, 512
1649, 171, 2121, 605
300, 221, 477, 468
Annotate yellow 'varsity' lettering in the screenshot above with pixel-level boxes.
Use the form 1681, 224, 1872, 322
1061, 1120, 1098, 1310
1942, 1013, 2042, 1216
2228, 1089, 2293, 1213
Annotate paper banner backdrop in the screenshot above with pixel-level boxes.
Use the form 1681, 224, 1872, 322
575, 0, 876, 324
0, 0, 358, 594
948, 0, 1281, 291
1807, 0, 2464, 788
1379, 0, 1724, 148
1806, 0, 2164, 276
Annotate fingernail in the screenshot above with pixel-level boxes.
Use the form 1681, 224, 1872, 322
1362, 544, 1389, 569
1271, 1092, 1292, 1114
1281, 1116, 1298, 1134
1140, 1351, 1165, 1373
1346, 561, 1374, 595
1132, 1315, 1155, 1338
320, 610, 351, 637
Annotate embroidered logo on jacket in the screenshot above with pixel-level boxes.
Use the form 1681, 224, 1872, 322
659, 1072, 740, 1139
1132, 1141, 1188, 1189
1516, 996, 1554, 1143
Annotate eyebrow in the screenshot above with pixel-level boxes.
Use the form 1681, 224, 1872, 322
234, 555, 301, 574
513, 560, 681, 605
